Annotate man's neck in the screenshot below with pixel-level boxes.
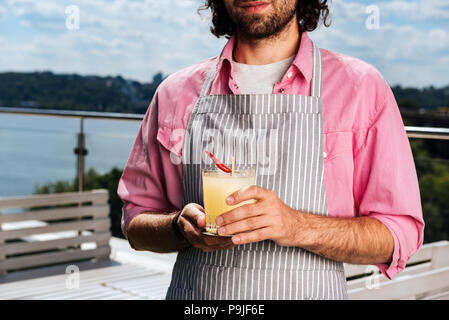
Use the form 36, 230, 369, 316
233, 15, 300, 65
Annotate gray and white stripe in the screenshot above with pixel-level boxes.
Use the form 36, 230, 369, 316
166, 44, 348, 300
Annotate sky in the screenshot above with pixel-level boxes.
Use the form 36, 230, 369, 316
0, 0, 448, 88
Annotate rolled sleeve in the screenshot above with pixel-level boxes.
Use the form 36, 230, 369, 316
353, 81, 425, 279
117, 91, 181, 239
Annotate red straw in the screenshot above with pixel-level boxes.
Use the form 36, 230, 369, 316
205, 150, 231, 173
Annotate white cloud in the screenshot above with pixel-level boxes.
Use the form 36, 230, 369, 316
331, 0, 367, 23
312, 0, 449, 87
0, 6, 6, 21
383, 0, 449, 20
7, 0, 64, 18
0, 0, 223, 82
0, 0, 447, 87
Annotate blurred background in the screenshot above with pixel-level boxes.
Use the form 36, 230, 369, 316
0, 0, 448, 242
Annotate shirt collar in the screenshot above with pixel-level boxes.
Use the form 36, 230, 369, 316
216, 31, 314, 84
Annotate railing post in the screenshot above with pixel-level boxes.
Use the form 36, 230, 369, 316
74, 117, 88, 192
0, 209, 5, 275
74, 117, 88, 243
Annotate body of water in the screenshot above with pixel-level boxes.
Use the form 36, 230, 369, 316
0, 114, 141, 197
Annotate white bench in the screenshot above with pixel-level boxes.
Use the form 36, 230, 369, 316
0, 189, 111, 274
345, 240, 449, 299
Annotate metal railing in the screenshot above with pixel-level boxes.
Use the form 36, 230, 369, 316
0, 107, 142, 192
1, 106, 449, 191
405, 126, 449, 140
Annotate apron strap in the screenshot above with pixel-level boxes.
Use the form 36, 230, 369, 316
311, 44, 322, 98
199, 56, 220, 98
199, 42, 323, 98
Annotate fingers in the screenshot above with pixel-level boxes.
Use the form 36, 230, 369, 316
225, 185, 271, 206
182, 203, 206, 228
195, 234, 234, 252
217, 214, 271, 236
216, 202, 263, 227
178, 213, 203, 239
203, 234, 233, 246
231, 227, 270, 245
180, 218, 232, 252
179, 203, 235, 252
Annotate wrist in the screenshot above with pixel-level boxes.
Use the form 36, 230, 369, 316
292, 210, 312, 247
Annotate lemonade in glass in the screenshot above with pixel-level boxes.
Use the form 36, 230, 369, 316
202, 166, 256, 235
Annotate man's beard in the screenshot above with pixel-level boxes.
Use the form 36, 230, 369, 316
227, 0, 298, 40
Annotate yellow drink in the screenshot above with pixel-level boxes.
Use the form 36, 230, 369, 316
202, 167, 255, 234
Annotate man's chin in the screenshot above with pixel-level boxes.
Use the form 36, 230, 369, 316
238, 23, 287, 40
232, 6, 297, 40
239, 30, 274, 40
235, 19, 275, 37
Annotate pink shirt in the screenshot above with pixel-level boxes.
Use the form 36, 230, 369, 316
117, 32, 424, 280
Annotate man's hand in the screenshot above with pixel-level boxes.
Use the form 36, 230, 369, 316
215, 185, 300, 247
177, 203, 235, 252
215, 186, 394, 265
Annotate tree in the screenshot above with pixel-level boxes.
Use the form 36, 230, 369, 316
418, 162, 449, 243
398, 97, 419, 111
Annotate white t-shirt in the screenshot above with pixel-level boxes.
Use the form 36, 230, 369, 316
231, 55, 295, 94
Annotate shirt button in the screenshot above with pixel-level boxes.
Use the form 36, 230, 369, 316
287, 71, 293, 79
323, 151, 327, 158
278, 88, 285, 93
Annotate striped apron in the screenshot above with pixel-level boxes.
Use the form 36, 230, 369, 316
166, 44, 348, 300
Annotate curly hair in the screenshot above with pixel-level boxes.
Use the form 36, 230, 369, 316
198, 0, 331, 39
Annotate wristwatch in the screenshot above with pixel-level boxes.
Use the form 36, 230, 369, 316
172, 210, 187, 241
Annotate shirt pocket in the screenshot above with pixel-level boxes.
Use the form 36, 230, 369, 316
322, 130, 355, 218
156, 125, 172, 151
323, 130, 353, 161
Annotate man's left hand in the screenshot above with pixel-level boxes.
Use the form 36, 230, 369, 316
215, 185, 301, 246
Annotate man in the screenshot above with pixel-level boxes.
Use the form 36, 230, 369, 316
117, 0, 424, 300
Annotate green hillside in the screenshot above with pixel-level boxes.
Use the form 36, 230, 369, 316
0, 72, 164, 114
0, 72, 448, 115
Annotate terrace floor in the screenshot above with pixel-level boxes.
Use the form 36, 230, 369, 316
1, 237, 449, 300
0, 237, 177, 300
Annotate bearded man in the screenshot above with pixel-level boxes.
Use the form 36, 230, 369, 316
117, 0, 424, 300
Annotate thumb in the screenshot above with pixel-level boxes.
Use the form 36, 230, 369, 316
184, 203, 206, 228
196, 212, 206, 228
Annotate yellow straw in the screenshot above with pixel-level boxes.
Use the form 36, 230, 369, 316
231, 157, 235, 176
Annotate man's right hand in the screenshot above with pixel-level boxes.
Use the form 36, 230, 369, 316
176, 203, 235, 252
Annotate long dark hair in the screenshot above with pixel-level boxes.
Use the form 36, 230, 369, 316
198, 0, 331, 39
